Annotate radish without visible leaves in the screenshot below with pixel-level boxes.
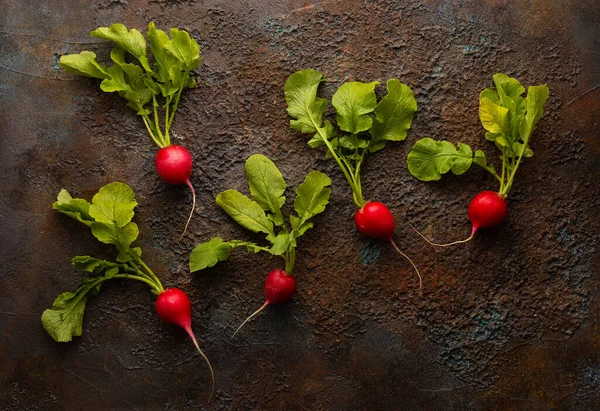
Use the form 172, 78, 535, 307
59, 22, 202, 238
44, 183, 214, 402
189, 154, 331, 337
407, 74, 549, 246
285, 69, 423, 294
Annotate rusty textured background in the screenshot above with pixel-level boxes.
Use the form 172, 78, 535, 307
1, 0, 599, 409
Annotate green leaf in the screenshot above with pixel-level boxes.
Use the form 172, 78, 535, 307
473, 150, 488, 168
189, 237, 232, 271
479, 97, 510, 135
90, 23, 151, 72
339, 133, 368, 150
53, 189, 93, 227
407, 138, 474, 181
285, 69, 328, 134
165, 28, 202, 71
59, 51, 108, 79
216, 190, 274, 236
369, 79, 417, 152
245, 154, 286, 226
519, 84, 549, 143
147, 22, 177, 83
88, 182, 137, 227
290, 215, 313, 237
91, 221, 139, 249
269, 233, 293, 255
293, 170, 332, 230
332, 81, 379, 134
41, 279, 103, 342
72, 256, 122, 274
307, 120, 334, 148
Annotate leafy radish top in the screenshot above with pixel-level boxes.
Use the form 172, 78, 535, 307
284, 69, 417, 207
189, 154, 331, 274
59, 23, 201, 149
43, 183, 166, 342
407, 73, 549, 198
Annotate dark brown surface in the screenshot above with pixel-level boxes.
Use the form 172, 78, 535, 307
1, 1, 599, 409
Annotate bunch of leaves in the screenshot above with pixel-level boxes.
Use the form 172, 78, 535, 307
59, 22, 202, 148
407, 73, 549, 197
189, 154, 331, 274
285, 69, 417, 208
42, 183, 164, 342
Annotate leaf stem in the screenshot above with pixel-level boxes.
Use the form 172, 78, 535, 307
137, 259, 164, 293
151, 95, 166, 146
113, 274, 162, 293
142, 114, 166, 148
308, 115, 362, 207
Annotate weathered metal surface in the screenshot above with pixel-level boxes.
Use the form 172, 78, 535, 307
1, 0, 598, 409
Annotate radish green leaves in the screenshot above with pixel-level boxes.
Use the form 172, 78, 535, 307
285, 69, 417, 208
407, 74, 549, 197
189, 154, 331, 274
42, 183, 165, 342
59, 23, 201, 149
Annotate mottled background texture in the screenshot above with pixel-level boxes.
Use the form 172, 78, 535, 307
1, 0, 599, 410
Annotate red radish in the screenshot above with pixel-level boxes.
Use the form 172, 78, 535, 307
155, 287, 215, 402
155, 145, 196, 240
232, 269, 297, 338
355, 202, 423, 294
413, 190, 508, 247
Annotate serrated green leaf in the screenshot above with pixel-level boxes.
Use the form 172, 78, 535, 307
293, 171, 331, 232
307, 120, 334, 148
72, 256, 122, 274
473, 150, 487, 168
332, 81, 379, 134
90, 23, 151, 72
189, 237, 232, 271
519, 84, 549, 143
269, 233, 293, 256
216, 190, 274, 236
339, 133, 368, 150
41, 277, 105, 343
91, 221, 139, 249
59, 51, 108, 79
407, 138, 474, 181
53, 189, 93, 227
165, 28, 201, 71
285, 69, 328, 134
147, 22, 178, 84
369, 79, 417, 152
479, 97, 510, 135
89, 182, 137, 227
245, 154, 286, 227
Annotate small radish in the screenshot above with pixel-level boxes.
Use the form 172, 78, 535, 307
45, 183, 215, 402
232, 269, 297, 338
285, 69, 424, 294
59, 22, 202, 241
407, 75, 548, 247
412, 191, 508, 246
355, 202, 423, 294
189, 154, 331, 338
155, 288, 215, 402
155, 145, 196, 239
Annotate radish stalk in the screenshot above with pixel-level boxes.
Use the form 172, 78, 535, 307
190, 155, 329, 338
58, 22, 202, 239
285, 69, 424, 294
407, 74, 549, 246
43, 183, 214, 401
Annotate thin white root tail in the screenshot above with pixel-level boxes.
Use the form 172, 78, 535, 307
390, 239, 423, 296
186, 328, 215, 403
231, 301, 269, 339
179, 179, 196, 241
409, 222, 475, 247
